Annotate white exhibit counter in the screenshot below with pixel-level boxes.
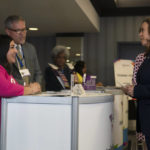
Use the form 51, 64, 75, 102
0, 92, 113, 150
103, 87, 128, 150
104, 88, 124, 150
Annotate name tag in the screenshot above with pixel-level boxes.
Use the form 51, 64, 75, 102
19, 69, 31, 77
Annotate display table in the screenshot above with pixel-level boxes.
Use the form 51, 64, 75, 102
0, 92, 113, 150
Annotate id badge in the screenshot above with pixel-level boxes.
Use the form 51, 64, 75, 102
19, 69, 31, 77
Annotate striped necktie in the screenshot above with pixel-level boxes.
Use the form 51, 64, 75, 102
16, 44, 30, 85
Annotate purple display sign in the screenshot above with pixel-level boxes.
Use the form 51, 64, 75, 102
83, 75, 96, 90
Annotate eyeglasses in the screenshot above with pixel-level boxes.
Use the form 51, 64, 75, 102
8, 27, 28, 34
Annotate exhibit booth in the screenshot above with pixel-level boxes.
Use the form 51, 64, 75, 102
0, 92, 113, 150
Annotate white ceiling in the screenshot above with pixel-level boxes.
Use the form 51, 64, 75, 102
116, 0, 150, 7
0, 0, 100, 36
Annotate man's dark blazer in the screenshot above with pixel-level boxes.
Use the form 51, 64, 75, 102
11, 42, 42, 85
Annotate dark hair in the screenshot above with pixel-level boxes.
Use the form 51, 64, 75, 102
74, 60, 85, 76
4, 15, 25, 29
140, 18, 150, 56
0, 37, 12, 74
141, 18, 150, 34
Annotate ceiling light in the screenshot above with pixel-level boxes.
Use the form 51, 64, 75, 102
28, 27, 39, 31
75, 53, 81, 56
66, 47, 71, 50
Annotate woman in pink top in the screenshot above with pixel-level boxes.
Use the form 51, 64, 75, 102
0, 37, 41, 125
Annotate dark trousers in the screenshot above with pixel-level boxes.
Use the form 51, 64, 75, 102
139, 101, 150, 149
145, 136, 150, 150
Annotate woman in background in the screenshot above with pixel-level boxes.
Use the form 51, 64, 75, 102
0, 38, 41, 125
74, 60, 87, 84
122, 18, 150, 149
74, 60, 103, 86
45, 45, 73, 91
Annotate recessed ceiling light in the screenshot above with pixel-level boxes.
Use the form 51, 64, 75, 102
75, 53, 81, 56
66, 47, 71, 50
28, 27, 39, 31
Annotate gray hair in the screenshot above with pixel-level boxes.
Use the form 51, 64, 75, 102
51, 45, 70, 59
4, 15, 25, 29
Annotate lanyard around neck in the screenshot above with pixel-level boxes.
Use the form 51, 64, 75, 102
16, 54, 24, 68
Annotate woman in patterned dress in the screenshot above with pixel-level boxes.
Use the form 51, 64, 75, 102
122, 18, 150, 149
132, 53, 146, 145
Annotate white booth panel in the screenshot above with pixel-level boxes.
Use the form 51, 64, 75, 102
113, 94, 123, 147
6, 103, 71, 150
1, 94, 113, 150
78, 102, 113, 150
122, 94, 128, 129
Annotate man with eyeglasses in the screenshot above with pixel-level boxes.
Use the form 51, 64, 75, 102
4, 15, 42, 87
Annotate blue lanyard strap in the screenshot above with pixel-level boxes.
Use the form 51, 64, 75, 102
16, 54, 24, 68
